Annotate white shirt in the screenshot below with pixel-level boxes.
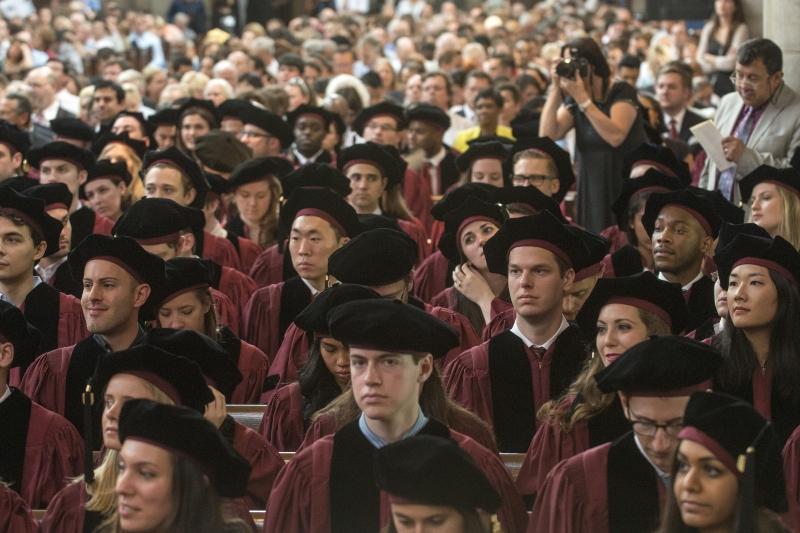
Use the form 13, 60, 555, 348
510, 315, 569, 350
663, 108, 687, 136
35, 256, 68, 284
34, 99, 60, 126
424, 147, 448, 196
658, 270, 704, 292
335, 0, 370, 13
301, 277, 322, 297
0, 385, 10, 405
634, 434, 671, 487
292, 146, 325, 166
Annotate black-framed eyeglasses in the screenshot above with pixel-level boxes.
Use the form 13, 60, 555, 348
629, 408, 683, 438
512, 174, 554, 186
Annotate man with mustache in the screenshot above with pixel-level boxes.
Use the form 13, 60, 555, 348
642, 189, 721, 333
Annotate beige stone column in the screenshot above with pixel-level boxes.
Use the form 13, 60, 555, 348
764, 0, 800, 92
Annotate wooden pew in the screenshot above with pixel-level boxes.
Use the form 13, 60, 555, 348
251, 510, 265, 529
228, 404, 267, 432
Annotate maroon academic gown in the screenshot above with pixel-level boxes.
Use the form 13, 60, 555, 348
300, 407, 498, 454
444, 325, 587, 452
229, 419, 284, 509
211, 287, 240, 336
41, 479, 257, 533
249, 243, 284, 288
430, 288, 513, 341
266, 323, 309, 392
529, 432, 666, 533
396, 217, 430, 264
218, 265, 258, 327
515, 394, 629, 499
202, 230, 243, 272
482, 305, 515, 340
0, 484, 36, 533
233, 235, 263, 275
14, 283, 87, 371
421, 300, 481, 368
783, 424, 800, 531
412, 250, 451, 303
599, 224, 628, 255
259, 381, 306, 451
402, 165, 435, 233
1, 387, 84, 508
264, 418, 527, 533
242, 277, 313, 360
20, 335, 119, 445
217, 326, 270, 404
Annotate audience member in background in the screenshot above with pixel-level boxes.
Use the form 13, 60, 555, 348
696, 0, 749, 96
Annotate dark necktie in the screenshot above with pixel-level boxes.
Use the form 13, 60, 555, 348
718, 106, 756, 200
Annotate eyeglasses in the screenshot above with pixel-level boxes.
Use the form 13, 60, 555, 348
729, 73, 768, 88
629, 409, 683, 438
240, 130, 272, 139
512, 174, 554, 187
365, 122, 398, 132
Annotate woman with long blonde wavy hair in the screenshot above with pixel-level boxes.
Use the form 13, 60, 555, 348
515, 272, 687, 501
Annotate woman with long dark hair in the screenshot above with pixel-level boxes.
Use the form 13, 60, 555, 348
431, 196, 508, 336
99, 399, 252, 533
516, 272, 686, 500
258, 284, 381, 451
713, 232, 800, 444
657, 391, 787, 533
540, 37, 646, 232
696, 0, 749, 96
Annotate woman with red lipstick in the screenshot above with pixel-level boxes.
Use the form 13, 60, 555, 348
739, 165, 800, 250
658, 391, 787, 533
259, 283, 382, 451
713, 232, 800, 445
100, 399, 252, 533
516, 272, 687, 501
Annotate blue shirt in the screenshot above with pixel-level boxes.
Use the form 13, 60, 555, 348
358, 409, 429, 448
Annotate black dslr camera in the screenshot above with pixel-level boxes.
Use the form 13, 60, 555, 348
555, 51, 590, 80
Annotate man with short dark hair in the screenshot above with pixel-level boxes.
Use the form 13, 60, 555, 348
700, 38, 800, 203
421, 72, 472, 146
656, 62, 704, 143
451, 70, 492, 124
0, 94, 32, 131
91, 81, 125, 131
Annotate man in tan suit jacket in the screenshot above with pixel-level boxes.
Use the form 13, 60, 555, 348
699, 39, 800, 205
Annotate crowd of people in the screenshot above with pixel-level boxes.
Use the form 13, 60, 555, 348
1, 0, 800, 531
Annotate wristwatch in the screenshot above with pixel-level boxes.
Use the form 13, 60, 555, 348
578, 99, 592, 112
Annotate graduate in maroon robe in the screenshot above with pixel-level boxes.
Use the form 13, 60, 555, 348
142, 328, 284, 508
153, 257, 269, 403
402, 104, 460, 233
712, 231, 800, 444
431, 197, 509, 337
530, 336, 722, 533
259, 284, 381, 451
784, 424, 800, 529
243, 187, 362, 358
663, 391, 788, 532
40, 342, 214, 533
339, 142, 431, 264
264, 298, 527, 533
20, 234, 165, 443
0, 188, 87, 376
112, 197, 256, 319
325, 227, 480, 371
444, 212, 588, 452
375, 435, 503, 532
248, 163, 354, 288
28, 140, 114, 238
0, 484, 36, 533
515, 272, 687, 500
0, 301, 84, 508
642, 188, 722, 334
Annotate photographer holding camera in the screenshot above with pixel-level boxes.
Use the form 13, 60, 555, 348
540, 37, 646, 232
